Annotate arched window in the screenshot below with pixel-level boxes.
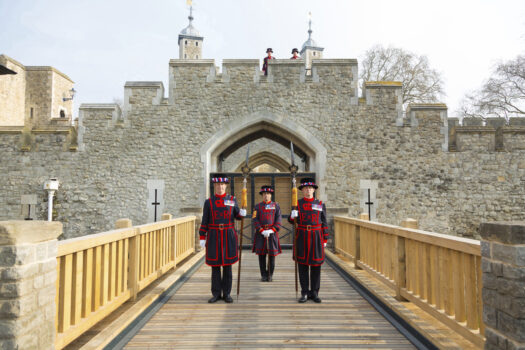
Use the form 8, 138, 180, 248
196, 42, 198, 47
185, 40, 188, 45
184, 54, 187, 59
313, 52, 316, 56
60, 110, 66, 118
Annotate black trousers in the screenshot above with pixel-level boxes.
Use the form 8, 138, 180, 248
298, 263, 321, 297
258, 254, 275, 277
211, 265, 232, 298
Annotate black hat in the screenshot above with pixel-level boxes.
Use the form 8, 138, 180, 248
266, 48, 273, 53
211, 174, 230, 184
291, 48, 299, 54
259, 185, 274, 194
298, 178, 318, 190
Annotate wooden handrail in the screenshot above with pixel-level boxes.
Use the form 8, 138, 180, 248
334, 216, 484, 348
55, 215, 196, 349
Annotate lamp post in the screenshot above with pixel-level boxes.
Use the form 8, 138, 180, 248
43, 179, 59, 221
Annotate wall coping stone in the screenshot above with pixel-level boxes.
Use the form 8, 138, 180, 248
0, 221, 62, 246
365, 81, 402, 88
480, 221, 525, 245
169, 59, 215, 67
124, 81, 164, 88
222, 59, 260, 65
25, 66, 74, 83
312, 59, 357, 66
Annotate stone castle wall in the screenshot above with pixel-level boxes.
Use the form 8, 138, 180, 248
0, 58, 524, 239
0, 56, 26, 126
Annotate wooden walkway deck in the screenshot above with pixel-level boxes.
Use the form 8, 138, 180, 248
123, 250, 416, 349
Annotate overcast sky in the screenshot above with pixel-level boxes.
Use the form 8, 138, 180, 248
1, 0, 524, 117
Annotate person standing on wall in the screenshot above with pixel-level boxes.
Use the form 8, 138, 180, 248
252, 185, 282, 282
262, 48, 275, 75
288, 178, 329, 303
290, 48, 300, 59
199, 174, 246, 303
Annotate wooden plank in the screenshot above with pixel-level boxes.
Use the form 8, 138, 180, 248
437, 247, 446, 311
445, 248, 454, 316
464, 254, 478, 330
71, 251, 84, 326
109, 241, 117, 301
476, 255, 485, 335
124, 250, 416, 350
332, 216, 480, 256
92, 246, 102, 311
129, 235, 140, 301
82, 248, 93, 317
55, 290, 131, 350
123, 238, 129, 294
58, 228, 135, 257
453, 251, 466, 322
101, 244, 110, 307
394, 236, 406, 301
116, 240, 123, 295
58, 254, 73, 333
55, 256, 61, 333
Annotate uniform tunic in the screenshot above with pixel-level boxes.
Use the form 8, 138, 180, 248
289, 197, 329, 266
252, 201, 282, 256
199, 193, 242, 267
262, 56, 274, 75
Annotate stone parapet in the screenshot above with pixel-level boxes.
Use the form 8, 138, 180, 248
480, 222, 525, 350
0, 221, 62, 350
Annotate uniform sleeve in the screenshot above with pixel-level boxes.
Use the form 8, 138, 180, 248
199, 200, 210, 240
233, 196, 243, 220
321, 203, 329, 243
272, 203, 282, 232
252, 204, 263, 233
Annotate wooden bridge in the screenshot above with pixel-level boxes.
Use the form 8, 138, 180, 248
45, 214, 488, 349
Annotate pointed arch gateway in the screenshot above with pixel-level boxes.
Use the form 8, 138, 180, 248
200, 111, 327, 202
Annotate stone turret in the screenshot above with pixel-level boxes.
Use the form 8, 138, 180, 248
178, 4, 203, 60
300, 13, 324, 72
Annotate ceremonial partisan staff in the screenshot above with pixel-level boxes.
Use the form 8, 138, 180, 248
289, 142, 299, 298
237, 146, 250, 301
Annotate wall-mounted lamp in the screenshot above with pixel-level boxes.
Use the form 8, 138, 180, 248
62, 88, 76, 102
43, 178, 59, 221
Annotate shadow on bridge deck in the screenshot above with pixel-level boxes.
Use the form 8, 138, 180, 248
120, 250, 418, 349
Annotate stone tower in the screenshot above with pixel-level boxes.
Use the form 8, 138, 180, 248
300, 13, 324, 72
178, 5, 203, 60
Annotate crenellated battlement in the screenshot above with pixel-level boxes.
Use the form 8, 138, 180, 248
167, 58, 358, 86
448, 117, 525, 152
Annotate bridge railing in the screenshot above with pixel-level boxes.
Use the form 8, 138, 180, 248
334, 216, 483, 347
54, 215, 196, 349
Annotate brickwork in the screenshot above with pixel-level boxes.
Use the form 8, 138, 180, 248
0, 221, 61, 350
480, 222, 525, 350
0, 58, 524, 240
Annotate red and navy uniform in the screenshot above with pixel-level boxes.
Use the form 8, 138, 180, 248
252, 201, 282, 256
290, 55, 300, 59
262, 56, 274, 75
199, 193, 243, 267
288, 197, 329, 266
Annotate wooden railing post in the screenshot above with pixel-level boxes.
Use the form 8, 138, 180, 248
115, 218, 132, 229
161, 213, 172, 221
395, 219, 417, 302
127, 219, 140, 301
354, 225, 361, 269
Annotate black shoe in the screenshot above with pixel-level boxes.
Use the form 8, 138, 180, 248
298, 294, 308, 303
208, 295, 221, 303
267, 275, 273, 282
261, 275, 268, 282
313, 296, 322, 303
223, 295, 233, 303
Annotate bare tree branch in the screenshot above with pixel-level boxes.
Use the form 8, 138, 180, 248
359, 45, 444, 108
458, 54, 525, 120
